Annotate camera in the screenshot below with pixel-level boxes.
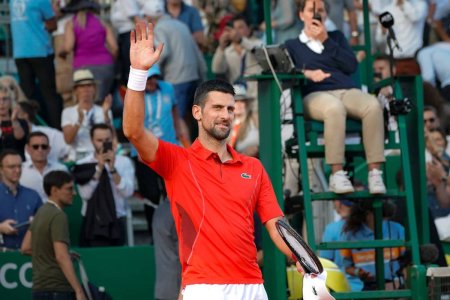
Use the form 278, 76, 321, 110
103, 141, 113, 153
389, 97, 412, 115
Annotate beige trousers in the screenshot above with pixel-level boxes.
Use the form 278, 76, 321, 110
303, 89, 385, 165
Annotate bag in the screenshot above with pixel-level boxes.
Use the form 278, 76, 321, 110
77, 256, 113, 300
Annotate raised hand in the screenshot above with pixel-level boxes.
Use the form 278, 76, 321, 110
130, 22, 164, 71
102, 94, 112, 114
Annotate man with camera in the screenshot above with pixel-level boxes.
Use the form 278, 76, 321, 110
76, 123, 135, 247
285, 0, 387, 195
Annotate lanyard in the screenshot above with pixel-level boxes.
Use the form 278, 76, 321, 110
47, 200, 61, 210
145, 89, 162, 126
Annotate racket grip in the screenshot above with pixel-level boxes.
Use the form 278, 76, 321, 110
291, 252, 298, 262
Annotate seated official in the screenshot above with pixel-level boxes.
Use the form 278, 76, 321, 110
285, 0, 386, 194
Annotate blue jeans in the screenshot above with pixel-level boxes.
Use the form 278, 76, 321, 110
32, 291, 75, 300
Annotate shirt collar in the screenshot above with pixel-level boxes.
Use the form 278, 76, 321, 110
191, 139, 242, 164
299, 30, 324, 54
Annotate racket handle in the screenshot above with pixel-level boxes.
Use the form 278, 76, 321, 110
291, 253, 298, 262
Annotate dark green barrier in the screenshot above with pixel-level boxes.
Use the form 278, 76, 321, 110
0, 246, 156, 299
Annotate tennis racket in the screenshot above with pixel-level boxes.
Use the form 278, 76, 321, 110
276, 219, 323, 274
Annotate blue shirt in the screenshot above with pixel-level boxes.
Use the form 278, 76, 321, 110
166, 2, 204, 34
341, 220, 405, 282
285, 31, 358, 96
0, 183, 42, 249
10, 0, 55, 58
131, 80, 178, 157
321, 219, 363, 291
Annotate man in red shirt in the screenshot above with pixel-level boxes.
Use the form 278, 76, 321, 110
123, 22, 299, 300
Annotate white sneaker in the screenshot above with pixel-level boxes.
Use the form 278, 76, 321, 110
329, 170, 355, 194
368, 169, 387, 194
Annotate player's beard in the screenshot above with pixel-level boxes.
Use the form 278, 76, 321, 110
204, 121, 231, 141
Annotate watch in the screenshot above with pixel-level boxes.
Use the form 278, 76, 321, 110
109, 168, 117, 174
351, 31, 359, 38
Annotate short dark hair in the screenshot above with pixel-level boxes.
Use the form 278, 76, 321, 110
43, 170, 74, 197
374, 53, 391, 62
0, 149, 21, 166
90, 123, 113, 139
27, 131, 49, 144
193, 79, 235, 108
18, 101, 40, 123
231, 14, 249, 26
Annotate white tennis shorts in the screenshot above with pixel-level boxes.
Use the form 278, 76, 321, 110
182, 283, 268, 300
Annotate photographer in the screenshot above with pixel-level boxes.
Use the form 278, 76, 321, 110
211, 14, 262, 99
285, 0, 386, 195
75, 123, 134, 247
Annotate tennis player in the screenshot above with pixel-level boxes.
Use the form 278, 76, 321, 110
123, 22, 302, 300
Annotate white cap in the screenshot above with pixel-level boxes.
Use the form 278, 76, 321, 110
143, 0, 165, 18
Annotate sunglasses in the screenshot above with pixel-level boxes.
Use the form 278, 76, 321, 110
31, 144, 49, 150
424, 118, 435, 123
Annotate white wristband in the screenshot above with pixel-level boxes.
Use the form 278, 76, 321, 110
127, 66, 148, 91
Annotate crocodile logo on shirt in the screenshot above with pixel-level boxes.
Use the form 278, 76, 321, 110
241, 173, 251, 179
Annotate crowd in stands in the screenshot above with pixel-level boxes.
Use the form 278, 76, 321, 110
1, 0, 449, 298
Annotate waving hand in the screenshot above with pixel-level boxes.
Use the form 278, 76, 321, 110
130, 22, 164, 71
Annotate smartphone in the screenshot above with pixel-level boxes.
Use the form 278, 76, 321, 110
313, 1, 322, 22
103, 141, 113, 153
13, 221, 30, 229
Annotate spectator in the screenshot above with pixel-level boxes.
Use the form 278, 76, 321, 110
0, 75, 28, 104
61, 0, 118, 101
423, 105, 441, 132
417, 43, 450, 102
165, 0, 206, 48
320, 199, 363, 291
325, 0, 359, 44
76, 123, 134, 247
228, 83, 259, 157
10, 0, 63, 129
20, 170, 86, 300
143, 0, 207, 129
259, 0, 303, 44
212, 14, 262, 100
0, 84, 29, 160
375, 0, 427, 75
131, 64, 188, 243
0, 149, 42, 250
341, 200, 405, 290
20, 132, 68, 201
285, 0, 387, 194
52, 0, 75, 106
61, 69, 113, 161
17, 101, 70, 162
425, 128, 450, 222
110, 0, 144, 86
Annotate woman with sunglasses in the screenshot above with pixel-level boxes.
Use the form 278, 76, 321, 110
0, 84, 28, 160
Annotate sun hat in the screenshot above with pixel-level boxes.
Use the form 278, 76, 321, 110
147, 65, 161, 78
73, 69, 96, 87
143, 0, 165, 18
233, 83, 253, 101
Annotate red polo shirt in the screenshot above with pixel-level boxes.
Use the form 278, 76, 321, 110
146, 139, 283, 286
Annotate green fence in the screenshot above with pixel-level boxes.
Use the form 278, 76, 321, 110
0, 246, 156, 299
